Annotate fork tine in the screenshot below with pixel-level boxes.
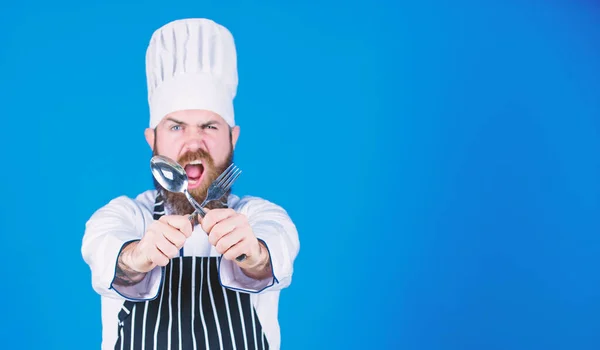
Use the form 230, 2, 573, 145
215, 163, 235, 183
221, 168, 241, 192
220, 170, 241, 193
217, 164, 239, 187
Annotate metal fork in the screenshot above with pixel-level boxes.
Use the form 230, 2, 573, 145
199, 163, 242, 208
187, 163, 246, 262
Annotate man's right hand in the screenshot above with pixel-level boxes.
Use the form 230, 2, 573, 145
116, 215, 193, 286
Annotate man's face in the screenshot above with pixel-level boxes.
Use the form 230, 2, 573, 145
145, 109, 240, 215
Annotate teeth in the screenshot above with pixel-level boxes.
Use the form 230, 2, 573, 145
188, 160, 202, 165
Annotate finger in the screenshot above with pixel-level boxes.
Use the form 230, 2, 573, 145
129, 240, 155, 272
159, 215, 193, 237
207, 214, 247, 245
201, 209, 237, 235
148, 247, 170, 267
155, 237, 180, 259
214, 228, 245, 255
222, 238, 248, 262
155, 222, 187, 248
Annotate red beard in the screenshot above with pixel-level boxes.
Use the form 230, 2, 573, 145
153, 147, 234, 215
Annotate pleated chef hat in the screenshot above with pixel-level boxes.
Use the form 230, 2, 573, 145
145, 18, 238, 128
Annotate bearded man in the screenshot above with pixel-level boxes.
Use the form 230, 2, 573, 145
82, 18, 300, 350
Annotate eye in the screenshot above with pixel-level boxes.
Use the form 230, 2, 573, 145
204, 124, 218, 130
170, 124, 183, 131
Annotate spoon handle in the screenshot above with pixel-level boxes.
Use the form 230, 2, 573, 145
184, 190, 207, 215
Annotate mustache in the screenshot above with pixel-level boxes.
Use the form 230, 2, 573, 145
177, 149, 215, 167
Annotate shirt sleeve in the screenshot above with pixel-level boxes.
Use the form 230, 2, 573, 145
81, 195, 163, 301
218, 197, 300, 293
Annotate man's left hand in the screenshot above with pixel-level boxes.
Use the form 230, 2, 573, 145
201, 208, 271, 279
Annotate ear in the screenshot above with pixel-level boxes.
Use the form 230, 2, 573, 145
144, 128, 155, 151
231, 125, 240, 149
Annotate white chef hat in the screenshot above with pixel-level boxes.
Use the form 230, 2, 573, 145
145, 18, 238, 128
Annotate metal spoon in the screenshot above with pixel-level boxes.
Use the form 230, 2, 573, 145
150, 155, 207, 218
150, 155, 247, 262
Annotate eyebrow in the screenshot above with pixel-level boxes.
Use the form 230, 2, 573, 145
165, 117, 186, 125
165, 118, 222, 127
201, 120, 223, 127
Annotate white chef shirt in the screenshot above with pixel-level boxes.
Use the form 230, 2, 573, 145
81, 189, 300, 350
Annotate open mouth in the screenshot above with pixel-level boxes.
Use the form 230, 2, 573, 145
184, 160, 204, 189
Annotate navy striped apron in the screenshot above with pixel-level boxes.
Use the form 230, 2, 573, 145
114, 195, 269, 350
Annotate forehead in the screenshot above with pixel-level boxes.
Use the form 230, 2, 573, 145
160, 109, 227, 125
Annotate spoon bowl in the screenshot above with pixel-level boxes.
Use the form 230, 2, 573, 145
150, 155, 205, 216
150, 155, 188, 193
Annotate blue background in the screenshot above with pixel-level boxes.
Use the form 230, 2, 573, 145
1, 0, 599, 349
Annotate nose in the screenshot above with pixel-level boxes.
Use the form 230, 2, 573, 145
182, 126, 204, 153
